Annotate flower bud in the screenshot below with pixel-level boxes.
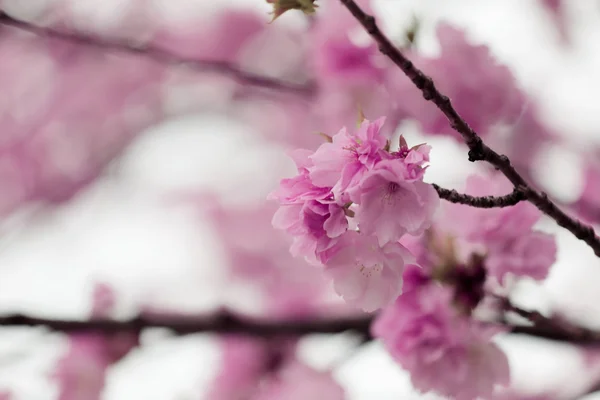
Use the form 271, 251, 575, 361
266, 0, 318, 21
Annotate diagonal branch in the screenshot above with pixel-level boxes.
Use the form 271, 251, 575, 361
432, 184, 526, 208
0, 13, 315, 96
338, 0, 600, 258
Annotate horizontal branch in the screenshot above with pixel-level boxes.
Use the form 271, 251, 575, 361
339, 0, 600, 258
432, 184, 526, 208
0, 312, 373, 338
1, 307, 600, 344
0, 13, 314, 96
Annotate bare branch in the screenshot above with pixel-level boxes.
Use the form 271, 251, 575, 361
433, 184, 526, 208
0, 13, 315, 96
0, 312, 373, 338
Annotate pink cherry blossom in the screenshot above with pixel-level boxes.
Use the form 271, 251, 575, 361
373, 282, 510, 400
254, 362, 346, 400
270, 150, 348, 263
392, 23, 524, 140
324, 231, 414, 312
485, 231, 557, 283
435, 174, 557, 283
351, 159, 439, 245
440, 174, 540, 244
308, 117, 387, 200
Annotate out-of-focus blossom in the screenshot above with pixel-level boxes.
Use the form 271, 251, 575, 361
437, 174, 556, 284
152, 10, 265, 63
393, 23, 525, 141
53, 283, 139, 400
185, 194, 347, 319
540, 0, 569, 44
373, 280, 509, 400
324, 231, 413, 312
0, 26, 164, 216
485, 231, 557, 283
254, 361, 346, 400
440, 175, 539, 243
308, 0, 400, 137
574, 155, 600, 224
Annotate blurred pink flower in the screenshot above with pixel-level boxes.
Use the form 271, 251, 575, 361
485, 231, 557, 283
324, 231, 413, 312
438, 174, 556, 283
393, 23, 524, 140
0, 26, 164, 216
373, 282, 509, 400
440, 175, 540, 243
152, 9, 265, 63
53, 283, 138, 400
254, 362, 346, 400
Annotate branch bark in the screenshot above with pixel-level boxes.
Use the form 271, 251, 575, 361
338, 0, 600, 258
433, 184, 526, 208
1, 307, 600, 344
0, 13, 315, 96
0, 312, 373, 338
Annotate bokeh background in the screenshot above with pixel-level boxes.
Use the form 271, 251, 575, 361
1, 0, 600, 398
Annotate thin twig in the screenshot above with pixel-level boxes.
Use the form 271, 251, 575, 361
0, 13, 315, 96
338, 0, 600, 258
433, 184, 526, 208
503, 301, 600, 344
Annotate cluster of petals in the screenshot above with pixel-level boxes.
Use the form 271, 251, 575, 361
439, 174, 557, 284
270, 117, 439, 311
373, 271, 510, 400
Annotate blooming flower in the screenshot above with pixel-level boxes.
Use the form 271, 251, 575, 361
271, 117, 437, 309
351, 159, 439, 245
270, 149, 348, 263
324, 231, 413, 312
373, 281, 510, 400
308, 117, 387, 201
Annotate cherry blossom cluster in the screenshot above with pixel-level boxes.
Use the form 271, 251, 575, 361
270, 117, 439, 312
372, 174, 557, 399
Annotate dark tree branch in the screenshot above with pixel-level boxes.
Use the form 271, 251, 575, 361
0, 13, 315, 96
433, 184, 526, 208
0, 312, 373, 338
338, 0, 600, 258
503, 301, 600, 344
1, 307, 600, 344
